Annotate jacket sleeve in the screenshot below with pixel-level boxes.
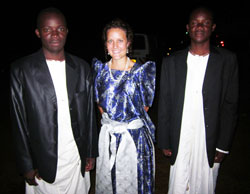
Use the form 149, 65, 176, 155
86, 69, 99, 158
217, 53, 239, 151
157, 57, 171, 149
10, 64, 34, 175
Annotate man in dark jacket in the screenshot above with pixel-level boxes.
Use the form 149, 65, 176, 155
10, 7, 98, 194
157, 6, 239, 194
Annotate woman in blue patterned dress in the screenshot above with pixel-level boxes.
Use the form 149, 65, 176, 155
93, 18, 156, 194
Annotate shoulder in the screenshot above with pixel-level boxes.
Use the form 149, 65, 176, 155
132, 61, 156, 78
171, 49, 188, 57
211, 46, 236, 56
210, 46, 238, 65
92, 58, 107, 73
66, 53, 90, 69
11, 50, 43, 72
133, 61, 156, 71
164, 48, 188, 60
161, 48, 188, 66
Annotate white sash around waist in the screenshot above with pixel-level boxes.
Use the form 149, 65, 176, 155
96, 113, 144, 194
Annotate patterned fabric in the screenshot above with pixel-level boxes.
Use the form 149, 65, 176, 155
93, 59, 156, 194
96, 113, 142, 194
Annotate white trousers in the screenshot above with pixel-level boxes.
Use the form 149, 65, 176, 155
25, 163, 90, 194
169, 161, 220, 194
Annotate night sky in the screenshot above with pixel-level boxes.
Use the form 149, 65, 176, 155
2, 1, 250, 66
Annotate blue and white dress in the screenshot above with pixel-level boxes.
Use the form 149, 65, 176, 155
93, 59, 156, 194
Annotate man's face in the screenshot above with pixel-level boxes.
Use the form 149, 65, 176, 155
186, 9, 216, 45
35, 13, 68, 55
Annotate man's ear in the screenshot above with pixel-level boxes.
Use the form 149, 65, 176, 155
212, 23, 216, 32
186, 24, 190, 33
35, 29, 40, 38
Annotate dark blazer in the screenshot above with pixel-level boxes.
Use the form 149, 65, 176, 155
157, 46, 239, 167
10, 50, 98, 183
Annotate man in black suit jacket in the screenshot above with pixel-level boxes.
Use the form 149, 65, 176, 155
10, 7, 98, 193
157, 6, 239, 194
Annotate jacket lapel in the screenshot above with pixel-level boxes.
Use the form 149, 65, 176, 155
33, 50, 57, 104
65, 53, 78, 104
175, 49, 189, 111
171, 48, 189, 139
33, 51, 78, 105
202, 46, 221, 95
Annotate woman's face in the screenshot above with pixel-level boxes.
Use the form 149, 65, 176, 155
106, 28, 130, 60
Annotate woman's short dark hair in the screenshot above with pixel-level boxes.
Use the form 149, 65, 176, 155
102, 18, 133, 57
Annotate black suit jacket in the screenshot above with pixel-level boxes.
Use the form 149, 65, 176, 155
157, 46, 239, 167
10, 50, 98, 183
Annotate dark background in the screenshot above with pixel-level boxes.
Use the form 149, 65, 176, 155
2, 1, 250, 64
1, 1, 250, 193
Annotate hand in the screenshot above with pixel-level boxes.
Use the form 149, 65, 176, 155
162, 149, 172, 157
214, 151, 226, 163
144, 106, 149, 112
98, 106, 104, 114
24, 169, 41, 186
85, 158, 95, 171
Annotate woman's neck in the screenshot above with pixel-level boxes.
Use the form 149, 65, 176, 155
110, 57, 129, 70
